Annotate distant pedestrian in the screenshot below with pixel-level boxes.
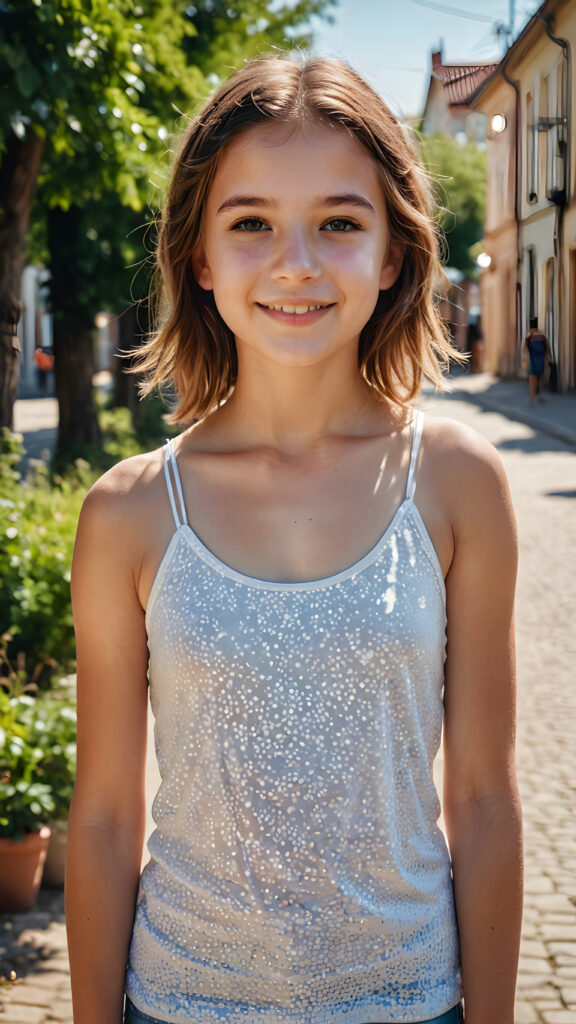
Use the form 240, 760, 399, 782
466, 308, 484, 374
524, 318, 552, 404
67, 55, 523, 1024
33, 346, 54, 393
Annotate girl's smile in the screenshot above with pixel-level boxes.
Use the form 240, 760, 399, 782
193, 121, 403, 369
256, 301, 335, 326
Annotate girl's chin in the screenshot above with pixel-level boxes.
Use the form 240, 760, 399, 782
235, 340, 357, 370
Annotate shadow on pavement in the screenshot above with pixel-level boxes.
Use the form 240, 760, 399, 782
494, 433, 573, 455
0, 888, 65, 983
441, 370, 576, 451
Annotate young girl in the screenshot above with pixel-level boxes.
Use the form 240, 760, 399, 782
66, 56, 523, 1024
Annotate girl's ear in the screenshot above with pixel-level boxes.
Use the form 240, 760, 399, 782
191, 245, 213, 291
379, 242, 404, 290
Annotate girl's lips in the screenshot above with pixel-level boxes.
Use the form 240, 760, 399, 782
256, 302, 335, 325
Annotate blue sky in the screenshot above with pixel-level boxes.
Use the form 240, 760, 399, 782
308, 0, 541, 118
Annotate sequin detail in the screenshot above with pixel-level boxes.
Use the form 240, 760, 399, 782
126, 412, 462, 1023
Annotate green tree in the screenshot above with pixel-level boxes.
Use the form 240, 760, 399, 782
419, 133, 487, 277
183, 0, 334, 76
0, 0, 334, 446
0, 0, 203, 439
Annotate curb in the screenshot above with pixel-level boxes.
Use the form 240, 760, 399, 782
450, 387, 576, 448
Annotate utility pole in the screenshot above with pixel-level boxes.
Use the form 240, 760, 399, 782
509, 0, 515, 40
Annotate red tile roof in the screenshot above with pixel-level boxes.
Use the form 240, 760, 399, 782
431, 50, 499, 107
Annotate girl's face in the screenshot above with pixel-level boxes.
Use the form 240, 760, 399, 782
193, 120, 402, 370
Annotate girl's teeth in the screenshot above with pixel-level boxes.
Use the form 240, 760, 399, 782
270, 304, 325, 314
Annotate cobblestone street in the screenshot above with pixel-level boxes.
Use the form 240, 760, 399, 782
1, 381, 575, 1023
422, 386, 576, 1024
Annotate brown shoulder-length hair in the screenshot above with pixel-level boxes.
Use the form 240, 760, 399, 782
133, 55, 458, 423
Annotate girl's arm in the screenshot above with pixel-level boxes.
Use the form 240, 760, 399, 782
442, 436, 523, 1024
66, 475, 150, 1024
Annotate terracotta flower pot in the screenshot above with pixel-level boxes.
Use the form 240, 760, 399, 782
0, 825, 52, 912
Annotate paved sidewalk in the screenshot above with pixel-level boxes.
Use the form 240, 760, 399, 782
12, 399, 59, 467
442, 370, 576, 448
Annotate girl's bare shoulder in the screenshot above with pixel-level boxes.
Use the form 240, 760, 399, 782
420, 412, 515, 540
75, 447, 169, 565
82, 447, 164, 514
421, 411, 505, 470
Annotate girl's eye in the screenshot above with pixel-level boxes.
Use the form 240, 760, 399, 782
231, 218, 270, 232
322, 218, 360, 232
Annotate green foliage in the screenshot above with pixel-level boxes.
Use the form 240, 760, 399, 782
419, 133, 487, 277
0, 399, 171, 682
183, 0, 336, 79
0, 0, 204, 203
23, 688, 77, 823
53, 394, 174, 476
0, 396, 175, 835
1, 0, 335, 319
0, 655, 76, 837
0, 431, 85, 684
0, 427, 22, 486
100, 398, 173, 459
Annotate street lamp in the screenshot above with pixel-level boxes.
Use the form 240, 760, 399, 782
490, 114, 507, 134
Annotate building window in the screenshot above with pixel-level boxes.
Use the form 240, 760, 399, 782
538, 75, 549, 194
546, 60, 567, 200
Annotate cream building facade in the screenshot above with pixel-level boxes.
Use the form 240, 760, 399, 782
421, 50, 497, 351
472, 0, 576, 390
472, 72, 519, 375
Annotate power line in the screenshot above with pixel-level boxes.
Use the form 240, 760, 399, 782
408, 0, 496, 22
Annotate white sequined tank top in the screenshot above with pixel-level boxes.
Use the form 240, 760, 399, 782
126, 410, 462, 1023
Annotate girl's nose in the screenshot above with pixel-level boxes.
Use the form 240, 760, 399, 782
269, 228, 322, 281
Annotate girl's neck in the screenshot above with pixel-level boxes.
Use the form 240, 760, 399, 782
214, 355, 393, 456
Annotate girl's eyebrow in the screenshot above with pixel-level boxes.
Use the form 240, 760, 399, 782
216, 193, 376, 214
216, 195, 272, 214
317, 193, 375, 213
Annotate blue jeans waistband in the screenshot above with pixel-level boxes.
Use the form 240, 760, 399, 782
124, 997, 463, 1024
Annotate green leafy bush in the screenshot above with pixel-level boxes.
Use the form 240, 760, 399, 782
0, 690, 55, 840
0, 398, 168, 836
0, 646, 77, 838
0, 431, 86, 685
54, 397, 173, 479
28, 689, 77, 823
1, 399, 172, 687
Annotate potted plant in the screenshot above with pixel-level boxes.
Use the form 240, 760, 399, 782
0, 685, 55, 911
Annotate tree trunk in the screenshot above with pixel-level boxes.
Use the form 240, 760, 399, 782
47, 206, 101, 455
0, 129, 44, 428
113, 301, 149, 415
53, 325, 100, 453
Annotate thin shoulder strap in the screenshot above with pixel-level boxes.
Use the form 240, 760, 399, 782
405, 409, 424, 502
163, 439, 189, 529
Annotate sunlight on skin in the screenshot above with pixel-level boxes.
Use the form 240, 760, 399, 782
192, 120, 404, 452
